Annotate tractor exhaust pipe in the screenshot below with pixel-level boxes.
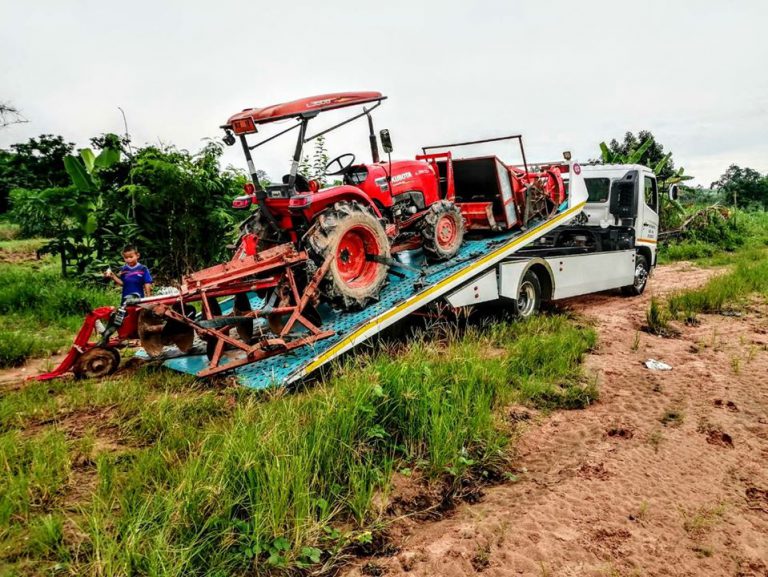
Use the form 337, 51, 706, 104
365, 109, 380, 164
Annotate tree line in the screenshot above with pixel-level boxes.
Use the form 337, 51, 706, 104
1, 126, 765, 281
1, 133, 246, 279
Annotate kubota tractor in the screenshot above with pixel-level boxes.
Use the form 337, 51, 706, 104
222, 91, 566, 310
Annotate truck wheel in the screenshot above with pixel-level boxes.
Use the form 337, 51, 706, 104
307, 201, 390, 310
422, 200, 465, 261
513, 270, 542, 318
622, 254, 649, 296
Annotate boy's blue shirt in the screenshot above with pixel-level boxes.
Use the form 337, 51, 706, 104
119, 263, 153, 300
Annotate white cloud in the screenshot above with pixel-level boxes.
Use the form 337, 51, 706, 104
2, 0, 766, 186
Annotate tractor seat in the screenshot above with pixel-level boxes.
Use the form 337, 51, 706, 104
282, 174, 311, 193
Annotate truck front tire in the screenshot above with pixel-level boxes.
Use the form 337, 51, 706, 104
622, 254, 649, 296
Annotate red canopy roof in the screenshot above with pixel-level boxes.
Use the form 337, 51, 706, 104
227, 91, 385, 127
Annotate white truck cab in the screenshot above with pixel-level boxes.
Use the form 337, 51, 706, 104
579, 163, 659, 266
444, 162, 664, 315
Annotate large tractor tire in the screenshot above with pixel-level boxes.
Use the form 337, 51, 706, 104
307, 201, 390, 310
421, 200, 465, 261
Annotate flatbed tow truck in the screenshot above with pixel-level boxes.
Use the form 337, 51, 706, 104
39, 93, 665, 389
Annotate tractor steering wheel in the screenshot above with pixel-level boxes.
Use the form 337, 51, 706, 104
325, 153, 356, 176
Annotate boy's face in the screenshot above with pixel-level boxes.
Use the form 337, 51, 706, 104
123, 250, 139, 267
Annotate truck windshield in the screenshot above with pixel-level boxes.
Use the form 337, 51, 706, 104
585, 177, 610, 203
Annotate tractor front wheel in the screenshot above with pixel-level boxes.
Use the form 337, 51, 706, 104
422, 200, 465, 261
307, 201, 390, 310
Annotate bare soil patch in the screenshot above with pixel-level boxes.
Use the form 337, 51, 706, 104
345, 261, 768, 577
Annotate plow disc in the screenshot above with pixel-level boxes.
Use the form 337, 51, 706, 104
137, 308, 195, 357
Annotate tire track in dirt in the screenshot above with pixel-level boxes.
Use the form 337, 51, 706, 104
347, 262, 768, 577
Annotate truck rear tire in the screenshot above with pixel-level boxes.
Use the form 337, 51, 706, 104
621, 254, 649, 296
513, 270, 542, 318
307, 201, 390, 310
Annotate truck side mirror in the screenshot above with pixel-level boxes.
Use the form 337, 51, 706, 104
668, 184, 679, 201
609, 170, 639, 220
380, 129, 393, 153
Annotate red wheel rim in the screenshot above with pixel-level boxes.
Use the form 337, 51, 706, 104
336, 225, 382, 288
436, 214, 458, 249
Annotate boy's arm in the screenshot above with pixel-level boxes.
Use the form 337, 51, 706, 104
143, 266, 153, 296
110, 271, 124, 286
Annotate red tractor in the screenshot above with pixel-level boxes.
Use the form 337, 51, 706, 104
223, 91, 566, 310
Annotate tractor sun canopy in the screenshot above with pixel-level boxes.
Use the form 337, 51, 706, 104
226, 91, 386, 134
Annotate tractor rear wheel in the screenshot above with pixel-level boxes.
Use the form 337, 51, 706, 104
307, 201, 390, 310
422, 200, 465, 261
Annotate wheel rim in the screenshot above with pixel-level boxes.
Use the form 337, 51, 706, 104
518, 281, 536, 317
436, 214, 459, 250
634, 263, 648, 290
336, 225, 382, 288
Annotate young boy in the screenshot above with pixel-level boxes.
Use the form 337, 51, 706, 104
105, 245, 153, 303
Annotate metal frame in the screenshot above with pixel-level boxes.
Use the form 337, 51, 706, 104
422, 134, 529, 173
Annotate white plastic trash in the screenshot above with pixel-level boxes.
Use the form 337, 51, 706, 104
644, 359, 672, 371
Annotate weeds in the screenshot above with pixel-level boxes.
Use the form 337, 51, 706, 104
645, 297, 673, 336
667, 252, 768, 316
682, 503, 726, 537
0, 313, 597, 575
660, 408, 685, 427
648, 430, 664, 452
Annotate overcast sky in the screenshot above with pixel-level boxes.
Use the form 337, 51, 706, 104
2, 0, 767, 187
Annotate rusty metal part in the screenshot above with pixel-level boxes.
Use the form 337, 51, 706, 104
164, 318, 195, 353
155, 256, 336, 378
138, 309, 166, 357
73, 347, 120, 379
233, 292, 254, 342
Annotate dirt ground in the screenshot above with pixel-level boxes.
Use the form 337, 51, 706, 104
347, 262, 768, 577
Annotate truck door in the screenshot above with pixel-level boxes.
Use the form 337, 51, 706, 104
637, 174, 659, 260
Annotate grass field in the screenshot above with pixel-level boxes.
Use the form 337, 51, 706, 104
2, 206, 764, 576
0, 260, 115, 368
0, 311, 596, 576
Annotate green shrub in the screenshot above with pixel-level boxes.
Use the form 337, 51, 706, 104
660, 209, 768, 263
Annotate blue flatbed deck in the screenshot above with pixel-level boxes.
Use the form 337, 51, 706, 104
159, 200, 585, 389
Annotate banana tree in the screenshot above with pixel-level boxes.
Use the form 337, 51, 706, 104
43, 143, 121, 276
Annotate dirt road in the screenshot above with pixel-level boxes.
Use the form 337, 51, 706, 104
348, 262, 768, 577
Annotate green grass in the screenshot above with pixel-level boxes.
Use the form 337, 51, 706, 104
667, 251, 768, 316
0, 222, 20, 241
0, 262, 115, 367
0, 314, 597, 576
0, 237, 46, 257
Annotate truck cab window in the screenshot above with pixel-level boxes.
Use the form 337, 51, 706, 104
644, 176, 658, 213
585, 178, 610, 202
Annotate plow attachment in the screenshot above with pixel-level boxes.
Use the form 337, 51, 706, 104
37, 238, 337, 381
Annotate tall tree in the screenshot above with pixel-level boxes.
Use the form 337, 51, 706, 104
598, 130, 693, 188
0, 134, 74, 213
711, 165, 768, 209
